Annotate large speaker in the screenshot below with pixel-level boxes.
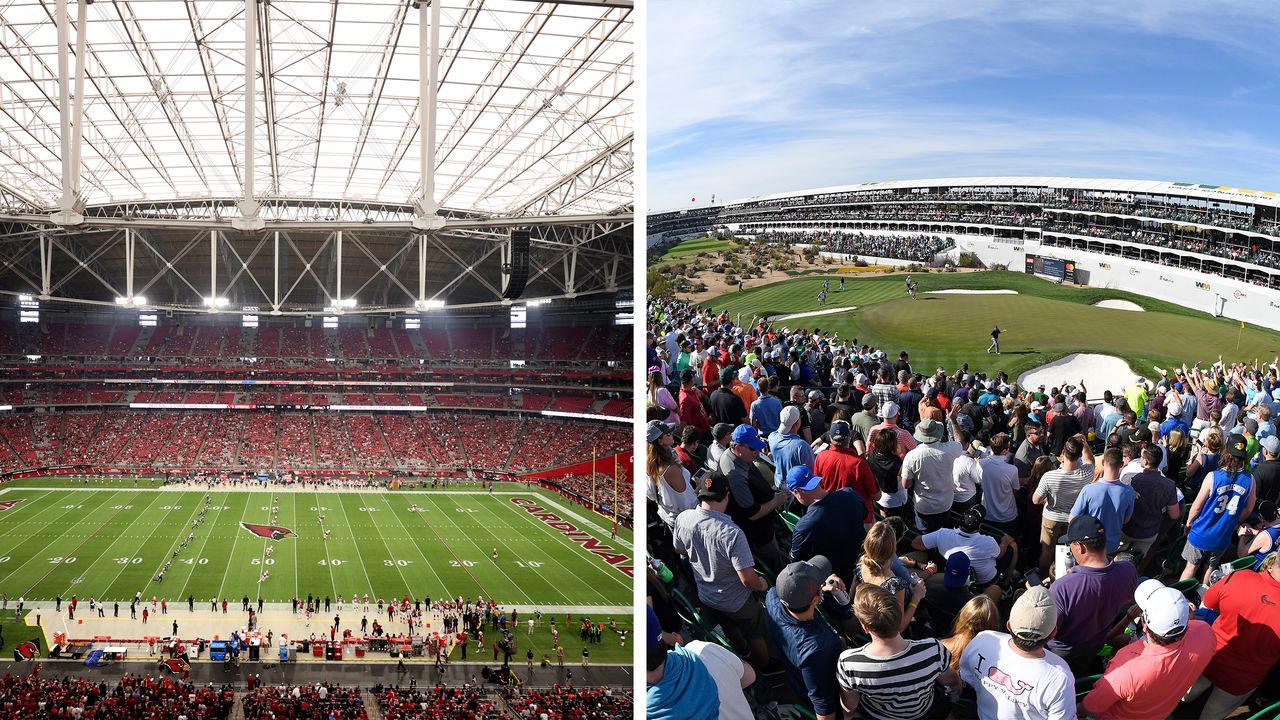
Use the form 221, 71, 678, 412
501, 229, 530, 299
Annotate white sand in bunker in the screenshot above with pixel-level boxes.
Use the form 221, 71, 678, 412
1093, 299, 1145, 312
1018, 354, 1142, 397
924, 289, 1019, 295
770, 306, 857, 322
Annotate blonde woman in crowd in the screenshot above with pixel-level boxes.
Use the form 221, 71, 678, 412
941, 595, 1001, 672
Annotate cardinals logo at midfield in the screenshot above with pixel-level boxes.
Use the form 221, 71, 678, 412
241, 522, 296, 541
13, 641, 38, 661
160, 657, 190, 674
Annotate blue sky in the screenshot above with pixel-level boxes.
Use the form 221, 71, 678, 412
647, 1, 1280, 210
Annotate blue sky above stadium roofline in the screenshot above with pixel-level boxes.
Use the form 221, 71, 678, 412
648, 0, 1280, 210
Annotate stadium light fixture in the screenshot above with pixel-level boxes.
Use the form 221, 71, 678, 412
203, 296, 230, 310
115, 295, 147, 307
415, 299, 445, 311
24, 355, 41, 361
17, 294, 34, 303
324, 298, 358, 314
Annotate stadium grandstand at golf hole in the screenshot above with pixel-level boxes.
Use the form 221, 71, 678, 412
0, 0, 635, 712
647, 177, 1280, 720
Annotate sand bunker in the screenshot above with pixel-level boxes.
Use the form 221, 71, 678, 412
1093, 299, 1144, 312
1018, 354, 1141, 398
770, 306, 857, 322
925, 289, 1019, 295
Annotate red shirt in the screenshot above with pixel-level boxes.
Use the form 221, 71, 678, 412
678, 386, 710, 434
813, 446, 877, 517
1082, 619, 1215, 720
701, 355, 722, 389
1202, 567, 1280, 695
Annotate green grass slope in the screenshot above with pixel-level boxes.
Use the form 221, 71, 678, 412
703, 270, 1280, 379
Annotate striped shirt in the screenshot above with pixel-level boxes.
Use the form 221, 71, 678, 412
1035, 463, 1094, 523
837, 639, 950, 720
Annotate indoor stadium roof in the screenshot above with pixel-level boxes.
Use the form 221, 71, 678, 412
0, 0, 633, 216
0, 0, 633, 314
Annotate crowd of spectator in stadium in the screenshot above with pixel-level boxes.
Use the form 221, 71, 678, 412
741, 231, 953, 263
646, 297, 1280, 719
0, 411, 628, 476
376, 684, 499, 719
0, 320, 628, 367
0, 672, 234, 719
501, 684, 632, 720
242, 683, 367, 720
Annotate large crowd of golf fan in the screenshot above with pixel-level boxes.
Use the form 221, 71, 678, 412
645, 297, 1280, 720
753, 230, 952, 263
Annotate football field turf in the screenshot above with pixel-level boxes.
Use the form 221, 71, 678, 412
0, 479, 632, 609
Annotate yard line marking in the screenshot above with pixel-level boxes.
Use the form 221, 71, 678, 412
332, 493, 378, 597
214, 493, 259, 602
312, 490, 338, 602
488, 495, 622, 601
357, 493, 417, 599
0, 490, 125, 592
421, 494, 534, 604
443, 493, 578, 604
65, 488, 176, 600
0, 491, 57, 538
377, 493, 448, 597
172, 492, 237, 602
18, 490, 139, 598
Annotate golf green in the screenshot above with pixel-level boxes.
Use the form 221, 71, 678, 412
701, 271, 1280, 379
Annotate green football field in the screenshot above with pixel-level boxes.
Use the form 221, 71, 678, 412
0, 479, 632, 609
701, 270, 1280, 378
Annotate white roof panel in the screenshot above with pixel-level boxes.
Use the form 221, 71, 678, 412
0, 0, 633, 217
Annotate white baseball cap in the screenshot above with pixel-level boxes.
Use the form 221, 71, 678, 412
880, 401, 900, 419
1135, 578, 1189, 637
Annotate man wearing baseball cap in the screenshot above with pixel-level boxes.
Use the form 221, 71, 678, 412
919, 551, 976, 636
812, 420, 879, 519
1047, 516, 1138, 672
849, 394, 880, 456
787, 466, 867, 586
707, 366, 748, 427
719, 424, 788, 565
902, 417, 963, 532
867, 401, 916, 459
672, 470, 771, 670
1082, 579, 1214, 720
769, 405, 814, 490
764, 556, 847, 720
912, 506, 1017, 599
959, 586, 1074, 720
1181, 433, 1257, 585
1184, 551, 1280, 719
1253, 434, 1280, 507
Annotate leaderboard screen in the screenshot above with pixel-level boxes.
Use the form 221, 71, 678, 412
1025, 254, 1076, 283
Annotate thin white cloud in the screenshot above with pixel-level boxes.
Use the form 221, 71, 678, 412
649, 111, 1280, 209
647, 0, 1280, 209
